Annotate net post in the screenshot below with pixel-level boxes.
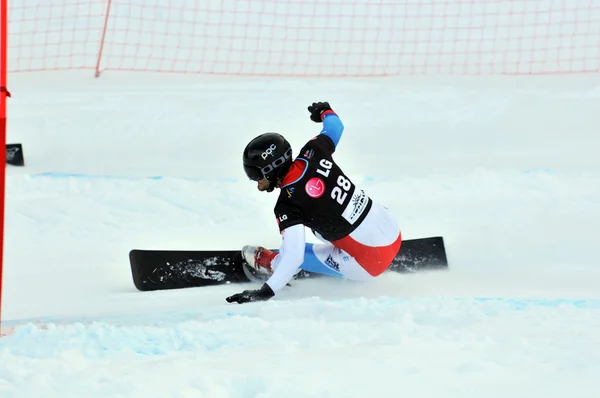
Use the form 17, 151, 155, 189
95, 0, 113, 78
0, 0, 8, 337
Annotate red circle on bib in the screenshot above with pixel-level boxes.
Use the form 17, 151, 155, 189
305, 177, 325, 198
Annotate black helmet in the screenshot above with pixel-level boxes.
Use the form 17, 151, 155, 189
243, 133, 293, 187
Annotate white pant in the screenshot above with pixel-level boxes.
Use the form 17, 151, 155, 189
301, 202, 402, 280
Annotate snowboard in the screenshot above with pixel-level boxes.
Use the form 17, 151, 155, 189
129, 236, 448, 292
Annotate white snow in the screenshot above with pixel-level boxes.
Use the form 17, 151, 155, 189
1, 70, 600, 397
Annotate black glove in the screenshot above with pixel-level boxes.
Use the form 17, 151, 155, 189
307, 102, 333, 123
226, 283, 275, 304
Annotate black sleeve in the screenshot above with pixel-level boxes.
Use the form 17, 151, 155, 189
274, 200, 304, 232
307, 134, 336, 156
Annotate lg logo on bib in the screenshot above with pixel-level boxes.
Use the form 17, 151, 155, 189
261, 144, 277, 159
305, 178, 325, 198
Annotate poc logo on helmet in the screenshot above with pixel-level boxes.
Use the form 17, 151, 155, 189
261, 144, 277, 160
261, 147, 293, 176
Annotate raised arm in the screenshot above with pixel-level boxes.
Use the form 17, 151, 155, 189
320, 111, 344, 148
308, 102, 344, 148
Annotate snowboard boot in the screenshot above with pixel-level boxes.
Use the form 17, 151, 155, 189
241, 245, 277, 279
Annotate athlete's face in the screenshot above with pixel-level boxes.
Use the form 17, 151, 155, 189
257, 177, 271, 192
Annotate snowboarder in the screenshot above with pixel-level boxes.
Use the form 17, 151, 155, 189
226, 102, 402, 304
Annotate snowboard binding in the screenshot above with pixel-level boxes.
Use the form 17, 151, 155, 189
241, 245, 273, 283
241, 258, 272, 283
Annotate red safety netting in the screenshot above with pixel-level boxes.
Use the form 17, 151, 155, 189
7, 0, 600, 76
